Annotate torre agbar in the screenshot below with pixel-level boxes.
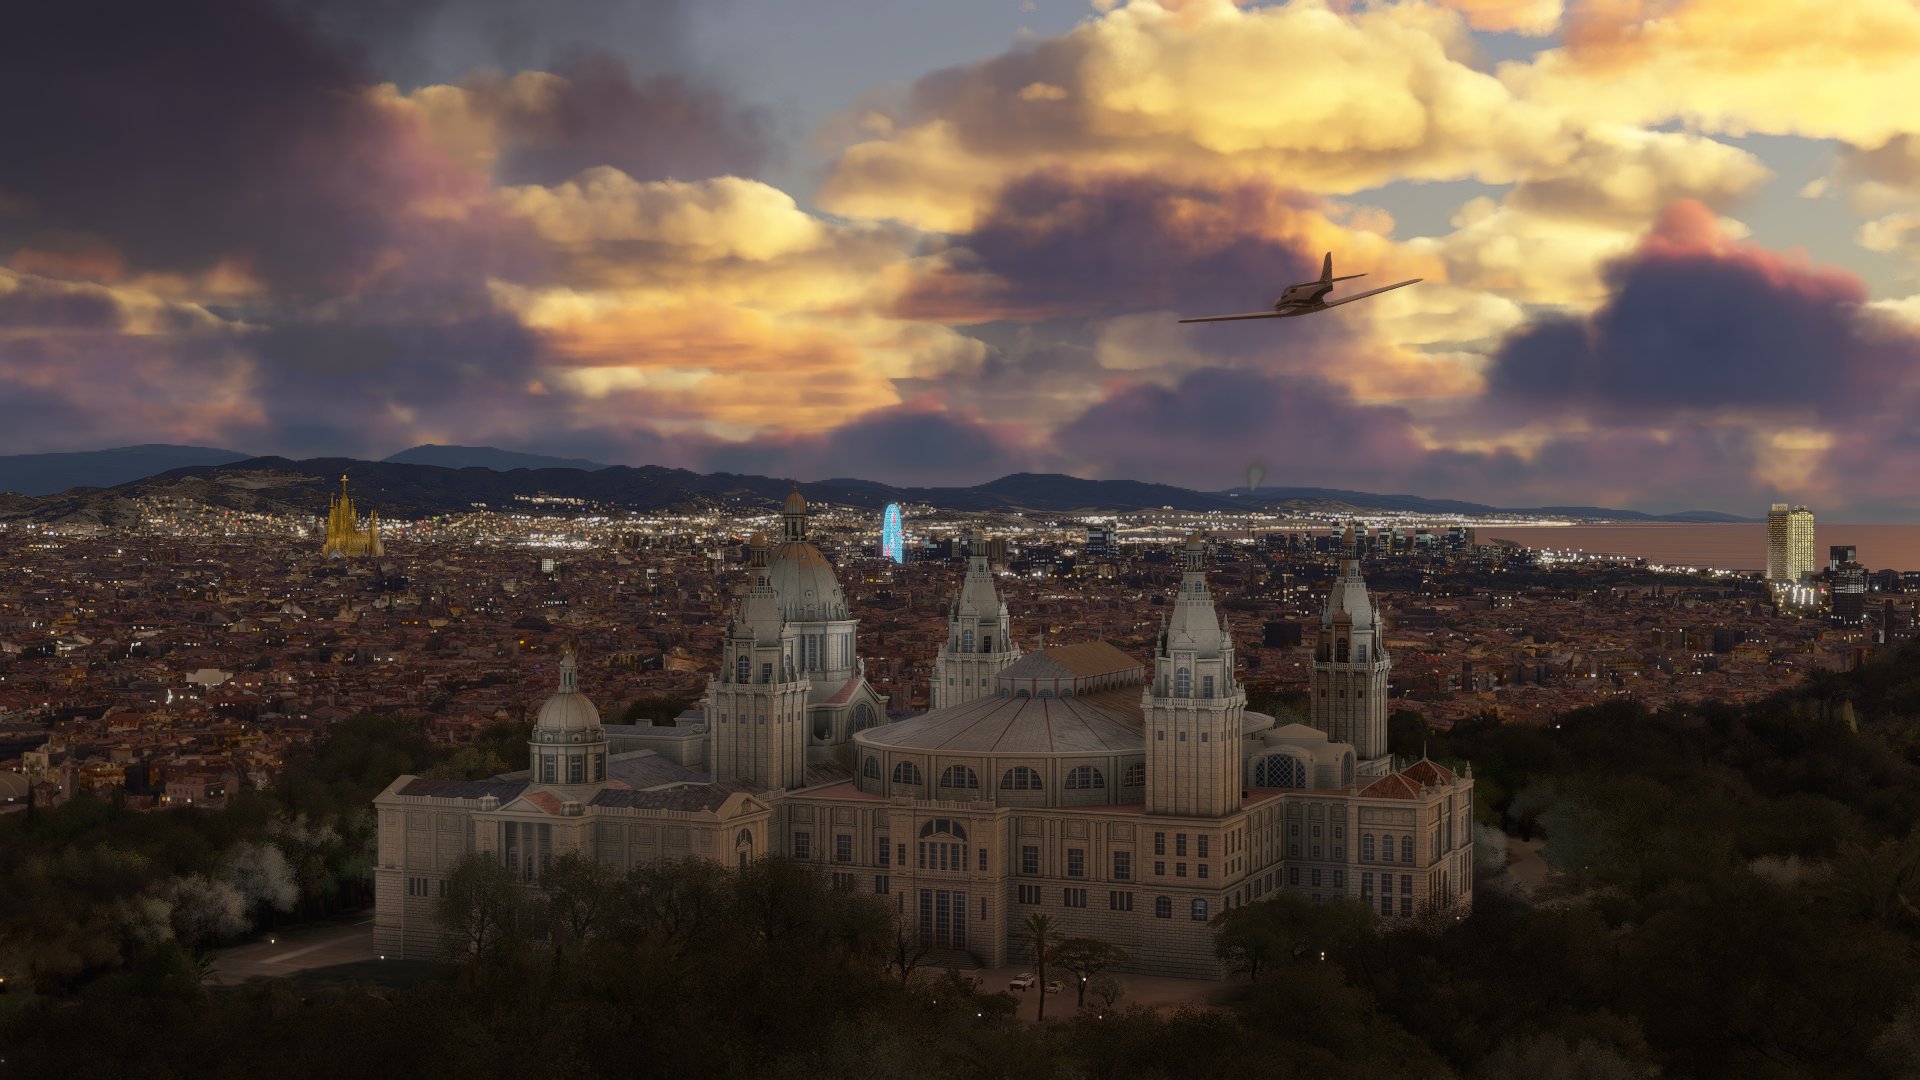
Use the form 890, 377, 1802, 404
375, 500, 1474, 977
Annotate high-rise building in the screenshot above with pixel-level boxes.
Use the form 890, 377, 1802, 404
881, 503, 904, 564
1765, 503, 1814, 584
1831, 551, 1868, 628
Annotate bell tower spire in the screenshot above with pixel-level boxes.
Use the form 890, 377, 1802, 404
931, 531, 1021, 708
1313, 522, 1392, 774
1143, 533, 1244, 818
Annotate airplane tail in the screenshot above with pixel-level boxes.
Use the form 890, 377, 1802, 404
1322, 251, 1365, 284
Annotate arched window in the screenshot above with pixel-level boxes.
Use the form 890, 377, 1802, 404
1039, 688, 1053, 698
735, 654, 750, 683
1000, 766, 1042, 791
917, 818, 967, 872
938, 765, 980, 790
1123, 762, 1146, 787
1401, 836, 1414, 863
735, 828, 754, 869
849, 703, 878, 734
1362, 834, 1375, 860
1190, 899, 1209, 921
1381, 835, 1395, 863
1065, 766, 1105, 790
1254, 754, 1307, 789
1175, 667, 1191, 698
1016, 688, 1031, 699
892, 761, 924, 786
962, 628, 975, 652
862, 756, 880, 780
918, 818, 969, 841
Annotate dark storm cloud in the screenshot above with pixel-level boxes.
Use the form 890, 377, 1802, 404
892, 171, 1331, 323
1484, 201, 1920, 417
462, 55, 771, 187
0, 0, 487, 292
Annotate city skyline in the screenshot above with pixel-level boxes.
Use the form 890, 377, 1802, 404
7, 0, 1920, 517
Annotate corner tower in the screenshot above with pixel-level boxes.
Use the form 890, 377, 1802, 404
1312, 523, 1391, 775
529, 644, 609, 796
931, 533, 1021, 709
1144, 534, 1246, 818
706, 534, 811, 790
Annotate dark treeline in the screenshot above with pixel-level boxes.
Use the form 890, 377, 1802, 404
6, 647, 1920, 1077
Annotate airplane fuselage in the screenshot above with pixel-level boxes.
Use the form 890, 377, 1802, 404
1276, 280, 1334, 308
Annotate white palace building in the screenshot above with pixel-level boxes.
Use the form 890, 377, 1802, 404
375, 495, 1474, 977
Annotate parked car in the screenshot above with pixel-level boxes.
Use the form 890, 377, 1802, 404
1008, 973, 1037, 991
1044, 980, 1065, 994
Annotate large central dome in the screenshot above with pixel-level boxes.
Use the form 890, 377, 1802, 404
769, 540, 849, 621
770, 485, 849, 622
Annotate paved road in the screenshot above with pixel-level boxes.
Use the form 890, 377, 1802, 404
208, 916, 376, 985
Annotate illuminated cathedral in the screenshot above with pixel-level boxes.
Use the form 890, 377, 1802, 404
322, 475, 384, 558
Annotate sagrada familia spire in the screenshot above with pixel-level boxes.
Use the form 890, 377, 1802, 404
322, 474, 383, 558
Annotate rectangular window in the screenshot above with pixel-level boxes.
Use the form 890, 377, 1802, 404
1190, 899, 1208, 921
835, 834, 853, 863
875, 875, 890, 894
540, 757, 556, 783
1202, 675, 1214, 698
1113, 851, 1132, 881
1109, 891, 1133, 911
1021, 845, 1040, 875
1288, 867, 1300, 886
898, 843, 906, 866
1311, 868, 1322, 887
1176, 834, 1188, 857
978, 848, 988, 872
1067, 848, 1085, 878
831, 872, 856, 891
1064, 888, 1087, 908
1401, 897, 1413, 918
1175, 863, 1187, 878
1154, 832, 1166, 856
1198, 864, 1209, 880
1155, 896, 1172, 919
793, 831, 811, 860
1197, 836, 1209, 858
1362, 872, 1373, 898
1154, 861, 1166, 876
1332, 870, 1344, 889
876, 836, 890, 866
1402, 874, 1414, 894
1018, 884, 1042, 904
760, 662, 772, 683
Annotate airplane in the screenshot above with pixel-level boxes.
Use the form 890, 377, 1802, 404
1177, 252, 1420, 323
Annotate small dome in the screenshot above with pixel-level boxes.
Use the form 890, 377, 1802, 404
783, 488, 808, 514
537, 691, 602, 732
534, 648, 604, 734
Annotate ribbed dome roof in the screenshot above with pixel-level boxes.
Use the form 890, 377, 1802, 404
533, 649, 604, 735
536, 692, 602, 732
769, 540, 848, 621
783, 488, 808, 514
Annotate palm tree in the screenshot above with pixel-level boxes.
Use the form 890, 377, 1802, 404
1022, 912, 1063, 1022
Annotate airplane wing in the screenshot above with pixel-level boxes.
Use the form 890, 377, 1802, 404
1176, 310, 1298, 324
1321, 278, 1421, 307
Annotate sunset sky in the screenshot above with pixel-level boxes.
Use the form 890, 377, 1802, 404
6, 0, 1920, 515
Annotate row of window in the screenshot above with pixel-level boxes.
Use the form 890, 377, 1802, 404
1360, 834, 1418, 863
403, 876, 445, 897
864, 760, 1148, 789
537, 751, 605, 785
1012, 887, 1200, 920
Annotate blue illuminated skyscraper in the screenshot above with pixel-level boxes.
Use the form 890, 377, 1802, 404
881, 503, 904, 563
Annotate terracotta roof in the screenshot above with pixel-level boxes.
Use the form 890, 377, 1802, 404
1400, 759, 1457, 787
822, 675, 862, 705
1358, 774, 1422, 800
1006, 641, 1141, 680
524, 790, 565, 815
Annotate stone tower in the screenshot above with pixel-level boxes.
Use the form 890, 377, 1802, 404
1144, 534, 1246, 818
1312, 523, 1392, 776
528, 644, 609, 796
931, 533, 1021, 709
706, 534, 811, 790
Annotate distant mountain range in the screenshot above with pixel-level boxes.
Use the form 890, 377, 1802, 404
382, 444, 610, 472
0, 444, 254, 497
0, 445, 1758, 526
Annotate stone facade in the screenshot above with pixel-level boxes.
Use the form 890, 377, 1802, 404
373, 521, 1473, 978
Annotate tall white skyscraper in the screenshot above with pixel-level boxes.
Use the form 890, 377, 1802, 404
1766, 503, 1815, 584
